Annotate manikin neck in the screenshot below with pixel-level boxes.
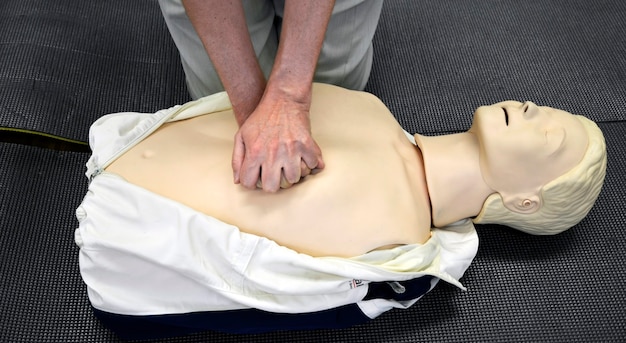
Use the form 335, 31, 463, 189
414, 132, 494, 228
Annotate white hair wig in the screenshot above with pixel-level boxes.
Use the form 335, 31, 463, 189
473, 115, 607, 235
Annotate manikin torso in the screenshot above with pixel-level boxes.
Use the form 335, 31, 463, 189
106, 84, 432, 257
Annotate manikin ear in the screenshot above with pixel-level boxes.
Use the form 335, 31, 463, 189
500, 191, 543, 214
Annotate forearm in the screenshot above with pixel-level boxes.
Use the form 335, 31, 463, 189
264, 0, 336, 106
182, 0, 265, 124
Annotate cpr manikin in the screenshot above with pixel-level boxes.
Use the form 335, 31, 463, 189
76, 83, 607, 339
105, 85, 604, 257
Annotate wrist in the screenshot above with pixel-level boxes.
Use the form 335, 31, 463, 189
265, 73, 313, 109
228, 75, 266, 126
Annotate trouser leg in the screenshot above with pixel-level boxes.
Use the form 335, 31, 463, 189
158, 0, 382, 98
157, 0, 278, 99
273, 0, 383, 91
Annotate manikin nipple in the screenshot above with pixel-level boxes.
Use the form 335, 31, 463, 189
141, 150, 156, 159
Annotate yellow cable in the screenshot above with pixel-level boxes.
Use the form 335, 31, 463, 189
0, 127, 88, 146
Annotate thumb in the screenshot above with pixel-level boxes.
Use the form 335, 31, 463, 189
232, 132, 245, 184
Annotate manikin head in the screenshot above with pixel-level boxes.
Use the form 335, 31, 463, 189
470, 101, 607, 234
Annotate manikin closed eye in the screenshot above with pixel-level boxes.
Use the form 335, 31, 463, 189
503, 107, 509, 126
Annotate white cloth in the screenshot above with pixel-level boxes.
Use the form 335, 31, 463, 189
75, 92, 479, 318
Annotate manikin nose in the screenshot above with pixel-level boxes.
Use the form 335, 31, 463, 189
522, 101, 538, 119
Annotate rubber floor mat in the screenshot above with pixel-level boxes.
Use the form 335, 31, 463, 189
2, 0, 626, 341
1, 124, 624, 342
0, 0, 190, 143
366, 0, 626, 134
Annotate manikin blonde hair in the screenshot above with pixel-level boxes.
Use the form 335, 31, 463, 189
473, 115, 607, 235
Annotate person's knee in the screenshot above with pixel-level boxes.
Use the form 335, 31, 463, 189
315, 0, 382, 90
314, 43, 374, 91
159, 0, 278, 99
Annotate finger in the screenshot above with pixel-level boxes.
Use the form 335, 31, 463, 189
279, 172, 294, 189
231, 133, 245, 184
300, 160, 312, 178
281, 156, 302, 185
257, 175, 293, 189
239, 155, 263, 190
256, 171, 294, 190
260, 164, 281, 193
301, 144, 325, 171
315, 155, 325, 170
240, 166, 262, 190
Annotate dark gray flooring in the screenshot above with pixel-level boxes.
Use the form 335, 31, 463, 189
2, 0, 625, 342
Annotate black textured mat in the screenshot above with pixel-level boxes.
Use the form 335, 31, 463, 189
366, 0, 626, 135
0, 128, 624, 343
0, 0, 191, 143
2, 1, 625, 141
2, 0, 626, 342
0, 144, 106, 342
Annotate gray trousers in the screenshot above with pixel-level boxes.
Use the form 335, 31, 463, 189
157, 0, 383, 99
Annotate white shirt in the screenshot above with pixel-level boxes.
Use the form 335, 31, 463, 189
75, 91, 479, 319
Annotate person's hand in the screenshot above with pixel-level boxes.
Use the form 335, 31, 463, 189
232, 98, 325, 192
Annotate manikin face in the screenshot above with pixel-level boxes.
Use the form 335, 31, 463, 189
470, 101, 588, 205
